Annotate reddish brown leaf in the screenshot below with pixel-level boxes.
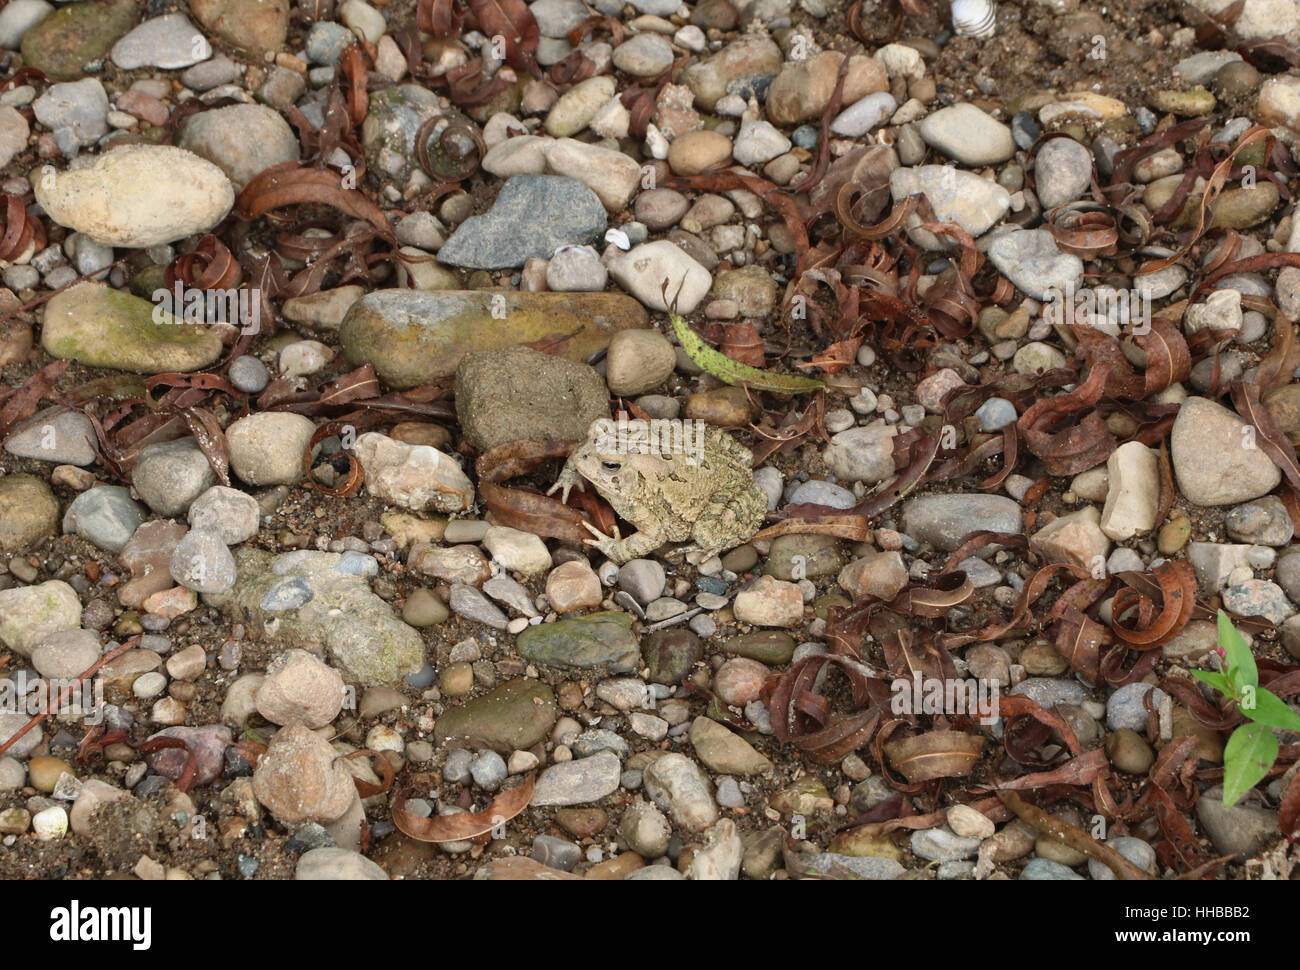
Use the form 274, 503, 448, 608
392, 774, 534, 842
882, 729, 984, 783
236, 162, 393, 233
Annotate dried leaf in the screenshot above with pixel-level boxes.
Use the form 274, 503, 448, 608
882, 729, 984, 783
236, 162, 393, 233
392, 774, 534, 842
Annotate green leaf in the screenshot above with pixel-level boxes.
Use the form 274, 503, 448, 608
670, 314, 825, 395
1222, 721, 1278, 808
1239, 687, 1300, 732
1217, 609, 1257, 690
1190, 669, 1235, 699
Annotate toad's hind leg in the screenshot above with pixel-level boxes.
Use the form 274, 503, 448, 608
690, 489, 765, 559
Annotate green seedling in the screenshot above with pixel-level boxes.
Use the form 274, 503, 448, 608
1191, 610, 1300, 807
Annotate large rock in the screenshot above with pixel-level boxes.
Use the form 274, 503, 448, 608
189, 0, 289, 56
340, 289, 647, 388
767, 52, 888, 125
516, 612, 640, 673
41, 282, 223, 373
205, 549, 424, 686
435, 679, 558, 753
454, 347, 609, 452
1171, 397, 1281, 506
353, 432, 474, 512
902, 494, 1023, 551
0, 581, 81, 657
253, 723, 356, 824
34, 145, 234, 248
0, 474, 59, 552
890, 166, 1011, 249
20, 0, 137, 80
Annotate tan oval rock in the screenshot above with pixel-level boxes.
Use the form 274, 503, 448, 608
33, 144, 234, 248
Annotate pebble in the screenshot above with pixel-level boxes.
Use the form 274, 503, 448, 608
613, 33, 674, 76
919, 103, 1016, 165
227, 412, 316, 486
33, 78, 108, 150
902, 494, 1023, 551
5, 409, 97, 466
823, 425, 897, 483
256, 649, 344, 728
605, 329, 676, 395
890, 166, 1011, 248
546, 245, 607, 291
0, 0, 52, 50
1226, 496, 1294, 546
1034, 138, 1093, 208
1223, 579, 1295, 625
643, 754, 717, 832
170, 528, 236, 594
1106, 683, 1168, 731
132, 437, 217, 517
296, 847, 388, 880
31, 629, 100, 680
1088, 837, 1157, 880
911, 827, 983, 862
531, 750, 622, 806
831, 92, 898, 136
733, 119, 792, 166
987, 229, 1084, 301
732, 576, 803, 628
188, 485, 260, 546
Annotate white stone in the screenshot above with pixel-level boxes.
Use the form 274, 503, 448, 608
1101, 442, 1159, 541
353, 432, 474, 513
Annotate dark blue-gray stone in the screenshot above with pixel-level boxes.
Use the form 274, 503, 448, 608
437, 175, 607, 270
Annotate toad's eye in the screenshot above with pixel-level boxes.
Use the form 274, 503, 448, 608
601, 460, 621, 471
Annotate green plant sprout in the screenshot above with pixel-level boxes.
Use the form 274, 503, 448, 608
1191, 611, 1300, 807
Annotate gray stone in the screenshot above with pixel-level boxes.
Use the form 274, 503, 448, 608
1034, 138, 1092, 208
1087, 836, 1157, 879
1020, 857, 1086, 880
205, 549, 423, 686
1171, 397, 1281, 506
131, 437, 217, 517
910, 826, 983, 862
4, 407, 96, 466
919, 103, 1016, 165
32, 78, 108, 149
439, 176, 607, 270
987, 228, 1084, 301
178, 103, 300, 190
530, 749, 622, 806
62, 486, 145, 553
170, 528, 237, 594
1106, 682, 1168, 731
890, 165, 1010, 249
188, 485, 260, 545
111, 13, 209, 70
1195, 786, 1281, 859
902, 493, 1023, 551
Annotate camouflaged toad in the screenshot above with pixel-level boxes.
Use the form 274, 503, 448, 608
549, 417, 767, 564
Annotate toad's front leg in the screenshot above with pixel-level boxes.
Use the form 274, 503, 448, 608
582, 520, 668, 565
